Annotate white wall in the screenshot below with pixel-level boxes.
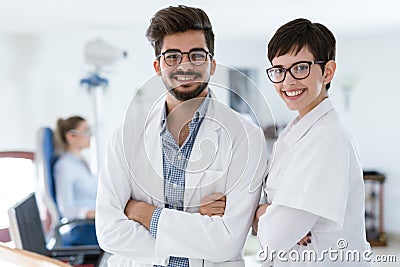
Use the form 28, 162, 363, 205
334, 31, 400, 234
0, 30, 154, 154
1, 27, 399, 233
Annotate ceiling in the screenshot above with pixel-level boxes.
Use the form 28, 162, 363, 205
0, 0, 399, 38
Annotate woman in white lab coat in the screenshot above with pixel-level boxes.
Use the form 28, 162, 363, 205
254, 18, 371, 266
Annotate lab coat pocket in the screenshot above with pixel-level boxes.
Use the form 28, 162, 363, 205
199, 170, 228, 198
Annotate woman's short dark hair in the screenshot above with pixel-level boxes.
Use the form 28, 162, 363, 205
268, 18, 336, 89
146, 5, 215, 57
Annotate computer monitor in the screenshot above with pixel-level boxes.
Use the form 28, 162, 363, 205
8, 192, 102, 265
8, 192, 49, 255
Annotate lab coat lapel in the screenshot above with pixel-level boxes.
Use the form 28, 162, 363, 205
143, 106, 165, 206
284, 98, 334, 148
266, 99, 334, 182
184, 99, 220, 210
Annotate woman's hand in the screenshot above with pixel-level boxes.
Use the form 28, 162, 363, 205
86, 210, 95, 219
252, 203, 270, 234
297, 232, 312, 246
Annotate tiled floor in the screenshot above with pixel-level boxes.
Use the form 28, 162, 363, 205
244, 234, 400, 266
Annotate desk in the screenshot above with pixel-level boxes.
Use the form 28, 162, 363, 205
0, 243, 72, 267
0, 259, 19, 267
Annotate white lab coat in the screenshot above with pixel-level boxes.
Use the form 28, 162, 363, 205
258, 98, 370, 266
96, 94, 268, 267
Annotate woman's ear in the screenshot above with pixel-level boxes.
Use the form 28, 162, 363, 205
323, 60, 336, 84
65, 131, 77, 145
153, 59, 161, 76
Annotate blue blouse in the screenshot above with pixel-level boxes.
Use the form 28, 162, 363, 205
53, 152, 98, 220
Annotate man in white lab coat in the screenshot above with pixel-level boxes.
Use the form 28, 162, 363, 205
95, 5, 268, 267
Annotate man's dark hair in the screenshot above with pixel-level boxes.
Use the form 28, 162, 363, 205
268, 18, 336, 89
146, 5, 215, 57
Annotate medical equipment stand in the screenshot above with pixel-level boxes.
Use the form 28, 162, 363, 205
80, 73, 108, 172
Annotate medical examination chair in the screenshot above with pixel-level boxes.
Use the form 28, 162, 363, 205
25, 127, 103, 265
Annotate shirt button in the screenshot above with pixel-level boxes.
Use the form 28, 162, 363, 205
177, 153, 182, 160
173, 183, 177, 189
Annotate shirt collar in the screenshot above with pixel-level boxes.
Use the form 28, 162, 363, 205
160, 92, 211, 129
280, 97, 335, 147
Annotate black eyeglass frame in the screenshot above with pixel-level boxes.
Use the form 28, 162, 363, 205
266, 60, 325, 83
157, 48, 213, 66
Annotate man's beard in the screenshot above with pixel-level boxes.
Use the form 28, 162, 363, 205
166, 70, 209, 101
169, 81, 208, 101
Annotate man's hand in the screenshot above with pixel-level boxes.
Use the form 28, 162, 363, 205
252, 203, 270, 235
124, 199, 156, 230
199, 192, 226, 217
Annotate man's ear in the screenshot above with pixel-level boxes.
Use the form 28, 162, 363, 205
210, 59, 216, 75
153, 59, 161, 76
323, 60, 336, 84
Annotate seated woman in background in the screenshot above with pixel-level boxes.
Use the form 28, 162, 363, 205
54, 115, 97, 221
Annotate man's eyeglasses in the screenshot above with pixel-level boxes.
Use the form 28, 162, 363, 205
157, 48, 213, 66
68, 128, 93, 136
266, 61, 325, 83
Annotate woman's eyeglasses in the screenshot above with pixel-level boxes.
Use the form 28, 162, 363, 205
266, 60, 325, 83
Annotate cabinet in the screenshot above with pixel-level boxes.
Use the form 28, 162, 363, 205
364, 171, 386, 246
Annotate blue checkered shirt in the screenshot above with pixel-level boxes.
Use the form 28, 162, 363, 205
149, 94, 210, 267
